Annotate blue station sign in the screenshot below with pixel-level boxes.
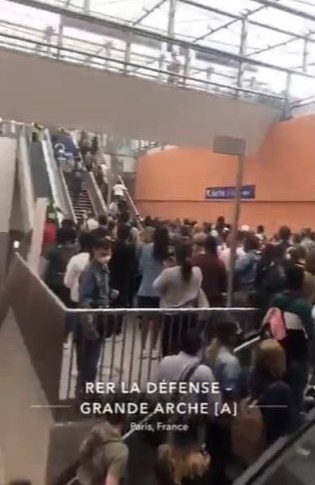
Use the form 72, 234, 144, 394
205, 185, 256, 200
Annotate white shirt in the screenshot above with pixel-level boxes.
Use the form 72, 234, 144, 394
113, 183, 125, 197
157, 351, 221, 412
219, 247, 245, 272
64, 252, 90, 303
153, 266, 202, 308
109, 201, 119, 217
86, 218, 99, 231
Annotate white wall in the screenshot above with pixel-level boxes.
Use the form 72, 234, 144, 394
0, 49, 279, 155
0, 138, 17, 231
17, 135, 35, 233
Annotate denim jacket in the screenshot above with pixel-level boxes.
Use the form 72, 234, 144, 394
79, 260, 110, 341
235, 250, 259, 292
79, 259, 110, 309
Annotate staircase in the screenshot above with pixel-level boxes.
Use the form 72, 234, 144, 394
64, 172, 94, 222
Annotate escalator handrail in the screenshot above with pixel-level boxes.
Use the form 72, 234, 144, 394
88, 170, 108, 215
59, 168, 77, 225
234, 406, 315, 485
117, 174, 142, 227
53, 333, 260, 485
43, 129, 73, 224
95, 144, 112, 207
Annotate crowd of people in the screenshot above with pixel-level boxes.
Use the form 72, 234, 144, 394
51, 128, 131, 220
38, 206, 315, 484
32, 122, 315, 485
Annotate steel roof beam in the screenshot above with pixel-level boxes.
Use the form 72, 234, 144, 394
179, 0, 315, 44
251, 0, 315, 22
180, 0, 240, 20
247, 36, 299, 57
7, 0, 315, 78
192, 19, 237, 44
132, 0, 167, 26
190, 5, 265, 46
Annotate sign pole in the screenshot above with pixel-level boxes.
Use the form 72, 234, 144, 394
226, 153, 245, 307
212, 136, 246, 308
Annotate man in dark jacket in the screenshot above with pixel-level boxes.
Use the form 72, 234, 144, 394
77, 238, 114, 396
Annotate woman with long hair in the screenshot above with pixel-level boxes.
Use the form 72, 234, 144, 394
153, 243, 203, 356
192, 235, 227, 307
243, 340, 294, 446
137, 226, 170, 358
156, 419, 211, 485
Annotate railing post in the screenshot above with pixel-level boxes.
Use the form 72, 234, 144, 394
104, 41, 112, 70
183, 48, 191, 86
56, 20, 64, 60
302, 34, 310, 72
44, 26, 54, 56
124, 38, 132, 74
158, 53, 166, 81
283, 72, 292, 118
205, 67, 213, 91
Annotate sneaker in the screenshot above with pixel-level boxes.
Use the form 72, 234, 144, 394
113, 333, 123, 343
140, 349, 159, 359
71, 368, 78, 377
140, 349, 149, 359
63, 340, 72, 351
151, 349, 160, 360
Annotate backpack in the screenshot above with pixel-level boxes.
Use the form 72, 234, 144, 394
260, 262, 285, 294
261, 307, 287, 342
231, 396, 266, 465
78, 429, 109, 485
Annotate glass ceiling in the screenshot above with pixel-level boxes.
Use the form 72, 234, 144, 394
1, 0, 315, 103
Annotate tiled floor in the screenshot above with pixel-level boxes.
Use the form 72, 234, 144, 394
59, 318, 161, 400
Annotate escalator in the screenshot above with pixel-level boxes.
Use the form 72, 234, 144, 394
234, 407, 315, 485
46, 130, 107, 224
63, 171, 94, 222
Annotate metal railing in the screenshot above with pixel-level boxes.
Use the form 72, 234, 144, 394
0, 30, 287, 110
117, 174, 142, 223
53, 330, 261, 485
61, 306, 259, 401
7, 0, 315, 107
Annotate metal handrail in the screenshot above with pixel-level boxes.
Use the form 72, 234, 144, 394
59, 168, 77, 225
89, 170, 108, 214
42, 129, 68, 224
117, 174, 142, 224
9, 0, 315, 79
0, 31, 287, 105
55, 332, 260, 485
68, 307, 258, 314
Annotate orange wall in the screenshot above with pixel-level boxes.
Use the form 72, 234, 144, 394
135, 115, 315, 233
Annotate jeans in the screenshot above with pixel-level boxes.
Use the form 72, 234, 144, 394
76, 335, 102, 395
286, 360, 309, 428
